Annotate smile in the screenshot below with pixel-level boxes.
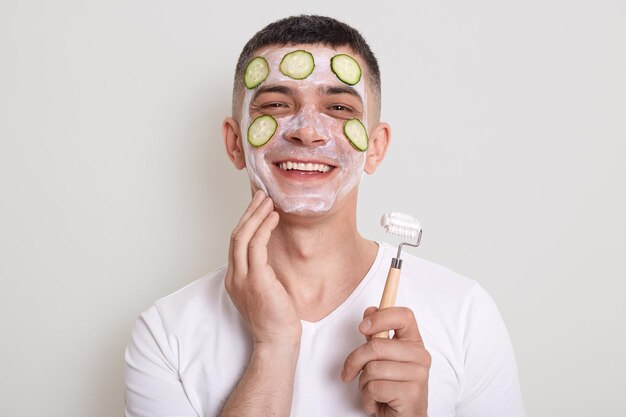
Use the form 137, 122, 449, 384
277, 161, 332, 173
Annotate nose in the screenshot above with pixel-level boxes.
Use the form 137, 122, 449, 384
284, 106, 329, 146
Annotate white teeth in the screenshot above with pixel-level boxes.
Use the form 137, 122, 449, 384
278, 161, 331, 172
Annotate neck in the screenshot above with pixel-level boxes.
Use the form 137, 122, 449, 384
266, 192, 378, 321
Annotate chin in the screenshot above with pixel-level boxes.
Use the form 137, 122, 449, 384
268, 193, 335, 214
281, 209, 329, 218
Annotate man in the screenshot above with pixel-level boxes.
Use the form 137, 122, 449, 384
125, 15, 525, 417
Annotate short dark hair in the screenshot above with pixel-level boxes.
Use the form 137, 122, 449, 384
232, 15, 381, 119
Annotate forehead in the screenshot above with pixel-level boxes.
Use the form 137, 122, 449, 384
248, 44, 368, 96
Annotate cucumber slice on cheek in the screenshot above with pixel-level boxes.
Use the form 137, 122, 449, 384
331, 54, 362, 86
248, 115, 278, 147
343, 119, 368, 151
244, 56, 269, 89
279, 50, 315, 80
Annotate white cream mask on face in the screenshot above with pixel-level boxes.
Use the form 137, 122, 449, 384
240, 45, 369, 214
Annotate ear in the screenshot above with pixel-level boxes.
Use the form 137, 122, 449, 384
223, 117, 246, 170
364, 122, 391, 174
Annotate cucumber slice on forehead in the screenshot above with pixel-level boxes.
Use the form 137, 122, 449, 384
331, 54, 362, 86
279, 50, 315, 80
247, 115, 278, 147
244, 56, 269, 89
343, 118, 368, 151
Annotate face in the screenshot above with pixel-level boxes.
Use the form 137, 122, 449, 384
238, 45, 371, 214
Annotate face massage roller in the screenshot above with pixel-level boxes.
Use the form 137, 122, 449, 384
375, 212, 423, 339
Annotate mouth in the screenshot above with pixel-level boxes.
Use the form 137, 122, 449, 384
277, 161, 332, 172
272, 159, 337, 179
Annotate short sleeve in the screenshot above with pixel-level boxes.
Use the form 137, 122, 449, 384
124, 305, 199, 417
456, 284, 526, 417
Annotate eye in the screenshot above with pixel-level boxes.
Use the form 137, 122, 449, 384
251, 101, 292, 118
329, 104, 351, 111
262, 102, 288, 109
326, 103, 360, 120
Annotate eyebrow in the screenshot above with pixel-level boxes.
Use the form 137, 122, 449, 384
321, 85, 363, 101
250, 83, 363, 103
251, 85, 293, 102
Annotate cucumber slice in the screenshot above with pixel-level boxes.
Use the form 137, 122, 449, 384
343, 118, 368, 151
244, 56, 269, 89
279, 50, 315, 80
331, 54, 362, 86
248, 115, 278, 147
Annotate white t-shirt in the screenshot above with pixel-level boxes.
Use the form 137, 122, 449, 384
125, 242, 526, 417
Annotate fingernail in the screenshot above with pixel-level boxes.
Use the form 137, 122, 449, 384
340, 368, 345, 381
361, 319, 371, 331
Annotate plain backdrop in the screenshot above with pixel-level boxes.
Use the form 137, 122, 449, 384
1, 1, 624, 416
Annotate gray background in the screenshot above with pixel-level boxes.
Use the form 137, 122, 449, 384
1, 0, 624, 416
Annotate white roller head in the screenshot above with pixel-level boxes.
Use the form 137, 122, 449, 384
381, 212, 422, 240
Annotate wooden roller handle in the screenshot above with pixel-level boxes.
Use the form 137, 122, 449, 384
374, 266, 401, 339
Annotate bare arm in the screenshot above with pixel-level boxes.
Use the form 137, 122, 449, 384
220, 191, 302, 417
220, 342, 299, 417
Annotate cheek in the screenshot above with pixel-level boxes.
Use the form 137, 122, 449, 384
343, 149, 367, 176
333, 124, 368, 169
241, 129, 271, 181
247, 146, 270, 174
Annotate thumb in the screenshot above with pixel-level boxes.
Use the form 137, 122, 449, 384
361, 306, 378, 341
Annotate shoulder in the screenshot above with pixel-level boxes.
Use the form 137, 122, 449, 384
377, 242, 481, 312
139, 265, 233, 337
154, 265, 228, 311
377, 242, 506, 351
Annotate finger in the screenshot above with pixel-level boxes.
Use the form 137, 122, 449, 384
233, 190, 267, 236
228, 190, 267, 264
362, 306, 378, 341
359, 307, 423, 342
358, 360, 419, 391
363, 306, 378, 319
248, 210, 280, 272
231, 197, 275, 278
361, 391, 380, 416
361, 380, 411, 412
240, 189, 268, 224
342, 338, 415, 382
